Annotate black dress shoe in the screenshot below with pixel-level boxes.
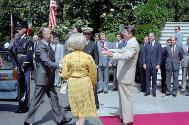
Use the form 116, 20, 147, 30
165, 93, 171, 96
15, 107, 29, 113
111, 88, 118, 91
152, 94, 156, 97
57, 118, 72, 125
97, 90, 103, 94
64, 105, 71, 111
140, 89, 146, 92
96, 105, 100, 110
24, 122, 33, 125
103, 91, 108, 94
172, 94, 177, 97
144, 93, 150, 96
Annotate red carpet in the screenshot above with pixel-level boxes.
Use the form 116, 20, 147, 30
99, 112, 189, 125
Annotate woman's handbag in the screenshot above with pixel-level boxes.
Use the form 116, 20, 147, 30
60, 80, 67, 94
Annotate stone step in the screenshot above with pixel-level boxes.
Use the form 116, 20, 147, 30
164, 22, 189, 27
166, 22, 189, 24
159, 36, 188, 40
161, 31, 189, 34
163, 27, 189, 30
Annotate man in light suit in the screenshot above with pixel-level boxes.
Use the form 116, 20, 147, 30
143, 32, 162, 97
51, 32, 65, 87
110, 32, 124, 91
175, 26, 183, 47
165, 36, 183, 97
181, 36, 189, 95
82, 27, 99, 109
97, 33, 112, 94
102, 25, 139, 125
24, 27, 71, 125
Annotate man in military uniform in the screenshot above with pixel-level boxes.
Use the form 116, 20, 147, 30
13, 21, 34, 113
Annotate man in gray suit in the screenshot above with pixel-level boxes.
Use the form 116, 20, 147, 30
97, 33, 112, 94
165, 36, 183, 97
110, 32, 123, 91
24, 27, 71, 125
181, 36, 189, 95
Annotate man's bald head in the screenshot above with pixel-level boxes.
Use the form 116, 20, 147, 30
38, 27, 52, 42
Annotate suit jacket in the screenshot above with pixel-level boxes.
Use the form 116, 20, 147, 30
181, 43, 189, 67
51, 43, 65, 63
83, 40, 99, 65
35, 40, 59, 85
175, 31, 183, 47
143, 42, 162, 69
111, 41, 122, 66
165, 45, 183, 70
112, 37, 139, 84
138, 43, 145, 67
97, 41, 112, 67
161, 46, 167, 67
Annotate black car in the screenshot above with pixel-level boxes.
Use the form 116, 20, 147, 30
0, 48, 25, 101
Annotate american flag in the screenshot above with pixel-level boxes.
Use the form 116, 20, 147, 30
49, 0, 58, 29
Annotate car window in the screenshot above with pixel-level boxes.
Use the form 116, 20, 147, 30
0, 52, 15, 70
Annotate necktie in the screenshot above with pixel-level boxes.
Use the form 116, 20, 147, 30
124, 42, 127, 47
102, 42, 105, 48
172, 45, 175, 56
187, 45, 189, 54
150, 42, 152, 47
116, 42, 119, 49
55, 44, 57, 53
150, 42, 153, 51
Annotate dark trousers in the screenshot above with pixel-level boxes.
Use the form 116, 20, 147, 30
112, 66, 118, 89
160, 65, 166, 93
94, 85, 99, 108
19, 71, 31, 108
139, 65, 146, 92
25, 85, 65, 124
145, 67, 157, 94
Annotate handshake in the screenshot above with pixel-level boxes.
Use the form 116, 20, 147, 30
58, 63, 63, 73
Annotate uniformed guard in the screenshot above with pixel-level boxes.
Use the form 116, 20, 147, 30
13, 21, 34, 113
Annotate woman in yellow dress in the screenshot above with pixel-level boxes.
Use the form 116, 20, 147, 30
60, 33, 97, 125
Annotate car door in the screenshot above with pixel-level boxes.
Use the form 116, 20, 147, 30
0, 49, 25, 101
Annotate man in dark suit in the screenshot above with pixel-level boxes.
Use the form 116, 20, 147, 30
160, 39, 171, 93
143, 32, 162, 97
138, 36, 148, 92
165, 36, 183, 97
12, 21, 34, 113
83, 27, 99, 109
24, 27, 71, 125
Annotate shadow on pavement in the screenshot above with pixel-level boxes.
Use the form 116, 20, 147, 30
34, 110, 56, 125
0, 104, 18, 112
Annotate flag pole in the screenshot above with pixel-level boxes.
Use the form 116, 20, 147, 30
11, 13, 13, 38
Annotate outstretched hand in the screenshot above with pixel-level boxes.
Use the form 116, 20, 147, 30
102, 48, 113, 57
